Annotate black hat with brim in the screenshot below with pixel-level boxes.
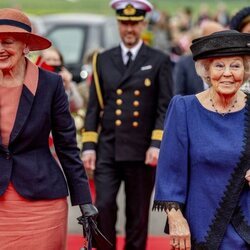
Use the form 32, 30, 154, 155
191, 30, 250, 61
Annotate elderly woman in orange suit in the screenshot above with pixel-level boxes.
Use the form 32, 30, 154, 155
0, 8, 97, 249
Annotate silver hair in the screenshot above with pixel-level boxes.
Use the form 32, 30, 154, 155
195, 56, 250, 85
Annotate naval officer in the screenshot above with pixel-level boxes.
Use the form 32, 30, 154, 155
82, 0, 173, 249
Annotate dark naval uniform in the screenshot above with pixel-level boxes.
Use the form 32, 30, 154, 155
83, 43, 172, 159
82, 42, 172, 250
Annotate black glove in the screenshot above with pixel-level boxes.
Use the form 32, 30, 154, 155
78, 204, 98, 250
77, 204, 112, 250
79, 203, 98, 219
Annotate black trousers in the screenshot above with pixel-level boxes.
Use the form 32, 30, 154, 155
94, 161, 155, 250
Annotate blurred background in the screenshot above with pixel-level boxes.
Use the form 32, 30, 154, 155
2, 0, 248, 84
2, 0, 250, 249
1, 0, 249, 15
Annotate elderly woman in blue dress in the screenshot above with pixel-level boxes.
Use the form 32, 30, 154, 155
153, 30, 250, 250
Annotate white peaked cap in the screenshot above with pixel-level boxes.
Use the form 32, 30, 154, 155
110, 0, 153, 12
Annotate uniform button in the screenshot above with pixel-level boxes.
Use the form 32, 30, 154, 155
133, 101, 140, 107
132, 121, 139, 127
144, 78, 151, 87
116, 99, 123, 105
134, 90, 140, 96
116, 89, 123, 95
115, 120, 122, 126
133, 111, 140, 117
115, 109, 122, 116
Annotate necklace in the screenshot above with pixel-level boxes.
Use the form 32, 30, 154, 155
209, 93, 238, 116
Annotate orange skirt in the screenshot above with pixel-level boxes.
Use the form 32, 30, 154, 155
0, 183, 68, 250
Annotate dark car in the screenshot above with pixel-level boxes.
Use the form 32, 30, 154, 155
31, 13, 120, 82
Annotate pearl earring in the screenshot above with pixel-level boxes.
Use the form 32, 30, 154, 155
23, 47, 30, 55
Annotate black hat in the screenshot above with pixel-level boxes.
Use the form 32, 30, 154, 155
110, 0, 153, 21
230, 7, 250, 31
190, 30, 250, 61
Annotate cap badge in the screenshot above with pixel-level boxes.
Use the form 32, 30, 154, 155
123, 4, 136, 16
247, 42, 250, 48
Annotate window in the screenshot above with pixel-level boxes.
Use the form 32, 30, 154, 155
47, 26, 87, 65
103, 20, 120, 48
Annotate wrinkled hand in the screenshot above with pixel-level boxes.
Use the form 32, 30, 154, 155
82, 151, 96, 171
145, 147, 159, 167
245, 169, 250, 186
167, 209, 191, 250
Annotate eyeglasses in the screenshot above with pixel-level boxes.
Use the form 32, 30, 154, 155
211, 62, 244, 72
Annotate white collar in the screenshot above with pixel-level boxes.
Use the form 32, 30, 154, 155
120, 39, 143, 61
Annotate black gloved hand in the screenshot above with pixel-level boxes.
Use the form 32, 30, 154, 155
78, 204, 112, 250
79, 203, 98, 219
78, 204, 98, 250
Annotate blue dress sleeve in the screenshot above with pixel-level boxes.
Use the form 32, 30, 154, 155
154, 95, 189, 211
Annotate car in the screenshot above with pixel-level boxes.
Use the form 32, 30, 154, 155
31, 13, 120, 83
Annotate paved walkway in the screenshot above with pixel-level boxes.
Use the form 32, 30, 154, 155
68, 184, 166, 235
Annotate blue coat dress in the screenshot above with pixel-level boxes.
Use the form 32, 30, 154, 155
154, 95, 250, 250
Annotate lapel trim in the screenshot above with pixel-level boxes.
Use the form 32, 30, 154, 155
9, 60, 39, 144
23, 59, 39, 96
111, 46, 126, 75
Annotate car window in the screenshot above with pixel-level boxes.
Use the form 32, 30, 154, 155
86, 26, 102, 52
103, 20, 120, 48
46, 26, 87, 65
